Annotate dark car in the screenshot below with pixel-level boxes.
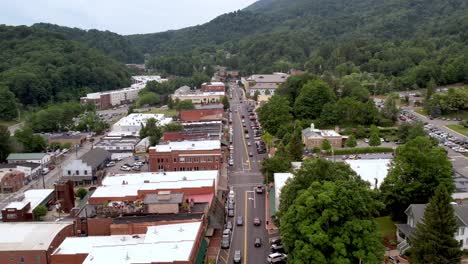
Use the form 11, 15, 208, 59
254, 237, 262, 247
253, 217, 261, 226
236, 216, 243, 226
270, 237, 282, 245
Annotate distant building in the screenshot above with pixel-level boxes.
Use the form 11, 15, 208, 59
179, 108, 224, 123
62, 148, 111, 185
0, 169, 25, 193
7, 153, 51, 165
93, 136, 139, 152
201, 82, 225, 92
1, 189, 54, 222
242, 73, 289, 96
172, 91, 225, 105
273, 173, 294, 214
109, 113, 172, 137
0, 163, 41, 181
0, 222, 74, 264
51, 221, 206, 264
149, 140, 222, 172
46, 133, 87, 147
144, 191, 184, 214
302, 123, 344, 149
54, 180, 75, 213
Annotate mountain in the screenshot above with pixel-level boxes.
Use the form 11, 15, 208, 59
0, 25, 131, 107
126, 0, 468, 88
33, 23, 144, 63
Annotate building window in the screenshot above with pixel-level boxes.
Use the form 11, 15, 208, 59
76, 170, 79, 175
84, 170, 88, 175
68, 170, 71, 175
20, 256, 25, 264
34, 256, 40, 264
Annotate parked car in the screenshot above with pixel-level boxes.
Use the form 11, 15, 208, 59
41, 168, 50, 175
233, 250, 242, 263
225, 221, 233, 231
271, 244, 285, 253
228, 209, 235, 217
267, 253, 287, 263
236, 216, 243, 226
270, 237, 282, 245
120, 166, 131, 171
106, 161, 116, 167
221, 229, 231, 249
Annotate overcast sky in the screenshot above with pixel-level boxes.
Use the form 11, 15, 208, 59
0, 0, 258, 35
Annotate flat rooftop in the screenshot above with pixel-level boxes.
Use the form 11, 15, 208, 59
113, 113, 171, 127
345, 159, 392, 188
4, 189, 54, 213
53, 221, 202, 264
0, 222, 73, 251
151, 140, 221, 152
91, 171, 218, 199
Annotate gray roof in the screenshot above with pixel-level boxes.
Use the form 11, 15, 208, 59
302, 128, 319, 138
0, 162, 41, 170
248, 74, 289, 83
395, 223, 415, 238
144, 193, 184, 204
406, 203, 468, 226
250, 83, 280, 90
174, 85, 191, 95
7, 153, 47, 161
81, 148, 111, 168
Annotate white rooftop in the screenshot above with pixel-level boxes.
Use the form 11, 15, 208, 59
203, 82, 225, 86
151, 140, 221, 152
4, 189, 54, 213
113, 113, 171, 127
274, 173, 294, 212
0, 222, 73, 251
91, 171, 218, 199
175, 91, 225, 97
345, 159, 392, 188
54, 221, 202, 264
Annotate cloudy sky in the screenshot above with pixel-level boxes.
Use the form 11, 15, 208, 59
0, 0, 258, 35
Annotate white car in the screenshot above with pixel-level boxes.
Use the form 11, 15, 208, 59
106, 161, 116, 167
229, 190, 235, 200
229, 159, 234, 166
120, 166, 131, 171
267, 253, 287, 263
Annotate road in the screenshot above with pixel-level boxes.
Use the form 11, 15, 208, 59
218, 82, 272, 264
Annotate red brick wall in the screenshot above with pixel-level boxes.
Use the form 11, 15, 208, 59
179, 109, 223, 122
1, 203, 31, 222
51, 254, 88, 264
87, 218, 113, 236
0, 170, 25, 193
100, 94, 111, 110
148, 149, 222, 172
201, 84, 225, 92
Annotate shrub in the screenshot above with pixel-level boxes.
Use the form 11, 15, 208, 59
326, 147, 394, 155
75, 188, 88, 200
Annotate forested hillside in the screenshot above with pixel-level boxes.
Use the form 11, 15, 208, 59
0, 25, 131, 109
127, 0, 468, 89
33, 23, 144, 63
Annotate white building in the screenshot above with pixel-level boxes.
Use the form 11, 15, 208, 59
151, 140, 221, 153
94, 136, 140, 152
62, 148, 111, 184
52, 221, 204, 264
273, 172, 294, 213
345, 159, 392, 189
6, 153, 51, 165
2, 189, 54, 219
109, 113, 172, 137
242, 73, 289, 96
171, 91, 225, 105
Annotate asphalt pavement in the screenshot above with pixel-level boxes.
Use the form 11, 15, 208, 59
218, 83, 272, 264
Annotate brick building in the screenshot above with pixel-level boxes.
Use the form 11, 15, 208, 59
179, 109, 224, 123
149, 140, 222, 172
302, 123, 344, 149
54, 181, 75, 213
0, 169, 25, 193
201, 82, 225, 92
163, 131, 208, 142
0, 222, 74, 264
1, 189, 54, 222
47, 133, 87, 147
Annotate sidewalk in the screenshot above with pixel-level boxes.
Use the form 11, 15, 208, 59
265, 185, 278, 234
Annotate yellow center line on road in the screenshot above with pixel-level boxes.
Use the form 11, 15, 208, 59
237, 108, 251, 171
244, 191, 248, 264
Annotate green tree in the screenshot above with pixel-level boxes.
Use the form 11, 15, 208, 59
346, 134, 357, 148
257, 95, 292, 136
163, 122, 183, 132
381, 96, 399, 122
293, 79, 336, 119
0, 86, 18, 121
380, 137, 454, 220
176, 100, 195, 111
410, 184, 462, 263
279, 180, 384, 263
14, 127, 47, 152
287, 122, 304, 161
253, 90, 260, 101
136, 91, 160, 107
397, 121, 426, 143
368, 125, 381, 146
261, 144, 291, 183
221, 96, 230, 110
75, 188, 88, 200
33, 205, 48, 220
144, 118, 163, 146
261, 132, 275, 149
0, 126, 12, 162
321, 138, 331, 151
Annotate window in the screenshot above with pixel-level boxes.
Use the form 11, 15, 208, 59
76, 170, 79, 175
84, 170, 88, 175
34, 256, 41, 264
20, 256, 25, 264
68, 170, 71, 176
461, 227, 465, 236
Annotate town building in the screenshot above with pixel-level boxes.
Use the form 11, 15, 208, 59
302, 123, 344, 149
7, 153, 51, 165
0, 163, 42, 181
87, 171, 218, 205
109, 113, 172, 137
345, 159, 391, 189
273, 173, 294, 214
396, 203, 468, 254
51, 221, 206, 264
80, 76, 165, 110
179, 121, 224, 140
241, 73, 289, 96
54, 180, 76, 213
201, 82, 225, 92
45, 133, 87, 147
0, 222, 74, 264
179, 109, 224, 123
0, 169, 25, 193
1, 189, 54, 222
149, 140, 222, 172
144, 191, 184, 214
172, 91, 225, 105
134, 137, 150, 154
62, 148, 111, 185
93, 136, 140, 152
163, 131, 209, 142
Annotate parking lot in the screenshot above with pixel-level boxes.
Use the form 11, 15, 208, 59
105, 154, 149, 175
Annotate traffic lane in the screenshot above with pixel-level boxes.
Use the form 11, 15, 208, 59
228, 185, 249, 264
246, 190, 270, 264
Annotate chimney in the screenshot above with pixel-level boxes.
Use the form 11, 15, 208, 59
310, 123, 315, 130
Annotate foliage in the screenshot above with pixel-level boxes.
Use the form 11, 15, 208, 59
409, 184, 462, 263
0, 25, 131, 107
381, 96, 399, 122
397, 121, 426, 143
325, 147, 394, 156
253, 90, 260, 101
425, 87, 468, 116
74, 111, 109, 134
27, 102, 84, 132
261, 132, 275, 148
261, 144, 291, 183
0, 86, 18, 121
380, 137, 454, 221
139, 118, 163, 146
345, 134, 357, 148
0, 125, 12, 162
368, 125, 381, 146
136, 91, 160, 107
221, 96, 230, 110
293, 79, 335, 119
279, 180, 384, 263
163, 122, 183, 132
75, 188, 88, 200
287, 122, 304, 161
257, 95, 292, 136
175, 100, 195, 111
321, 138, 332, 151
33, 205, 48, 219
14, 127, 47, 152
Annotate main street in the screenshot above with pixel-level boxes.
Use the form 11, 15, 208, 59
219, 82, 272, 264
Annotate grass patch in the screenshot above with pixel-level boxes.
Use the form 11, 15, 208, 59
0, 120, 19, 127
143, 108, 178, 117
326, 147, 394, 156
414, 108, 426, 116
415, 108, 468, 120
375, 216, 396, 239
446, 124, 468, 137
